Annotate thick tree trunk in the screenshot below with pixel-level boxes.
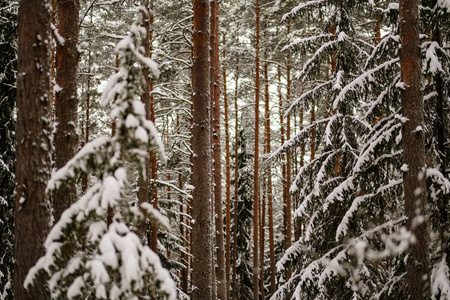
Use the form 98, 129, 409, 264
253, 0, 260, 298
53, 0, 80, 222
192, 0, 213, 298
399, 1, 430, 299
15, 0, 52, 298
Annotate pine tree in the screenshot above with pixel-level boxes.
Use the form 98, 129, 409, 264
191, 0, 213, 298
24, 9, 175, 299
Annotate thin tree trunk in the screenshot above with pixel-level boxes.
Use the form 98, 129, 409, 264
53, 0, 80, 222
15, 0, 52, 297
138, 0, 151, 244
265, 53, 276, 295
82, 50, 91, 194
260, 183, 265, 300
232, 59, 239, 300
285, 19, 292, 279
223, 34, 232, 300
212, 1, 226, 299
192, 0, 213, 298
399, 0, 430, 299
253, 0, 260, 299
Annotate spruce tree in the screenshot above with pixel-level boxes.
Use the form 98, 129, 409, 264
24, 8, 175, 299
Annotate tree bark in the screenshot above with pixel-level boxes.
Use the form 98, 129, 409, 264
285, 20, 292, 279
399, 1, 430, 299
192, 0, 213, 298
212, 1, 226, 299
15, 0, 52, 298
265, 53, 276, 296
149, 0, 158, 254
137, 0, 151, 245
53, 0, 80, 222
232, 59, 239, 300
223, 34, 232, 300
253, 0, 260, 298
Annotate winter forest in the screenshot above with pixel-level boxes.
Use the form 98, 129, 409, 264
1, 0, 450, 299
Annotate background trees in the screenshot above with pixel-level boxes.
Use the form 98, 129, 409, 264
2, 0, 449, 299
0, 1, 17, 299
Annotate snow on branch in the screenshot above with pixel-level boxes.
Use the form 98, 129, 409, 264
282, 0, 325, 20
25, 7, 175, 300
333, 58, 400, 110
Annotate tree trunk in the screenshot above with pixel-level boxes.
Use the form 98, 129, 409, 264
265, 53, 276, 296
192, 0, 213, 298
149, 1, 159, 254
81, 50, 91, 194
209, 3, 217, 298
15, 0, 52, 298
285, 20, 292, 279
138, 0, 151, 245
53, 0, 80, 222
212, 1, 226, 299
399, 0, 430, 299
232, 59, 240, 300
253, 0, 261, 298
223, 34, 232, 300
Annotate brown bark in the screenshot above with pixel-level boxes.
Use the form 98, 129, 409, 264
223, 34, 232, 300
81, 50, 91, 194
53, 0, 80, 222
264, 52, 276, 296
232, 60, 239, 300
285, 20, 292, 279
209, 4, 217, 299
137, 0, 152, 246
399, 0, 430, 299
149, 1, 159, 254
192, 0, 213, 298
278, 62, 288, 252
253, 0, 261, 299
15, 0, 52, 298
211, 1, 226, 299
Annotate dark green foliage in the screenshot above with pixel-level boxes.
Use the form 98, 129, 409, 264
0, 1, 17, 298
274, 1, 450, 299
231, 129, 254, 300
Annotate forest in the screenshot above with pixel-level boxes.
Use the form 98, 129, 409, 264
0, 0, 449, 299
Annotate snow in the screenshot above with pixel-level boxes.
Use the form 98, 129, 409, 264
67, 277, 84, 299
282, 0, 324, 20
431, 254, 450, 298
424, 41, 444, 74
